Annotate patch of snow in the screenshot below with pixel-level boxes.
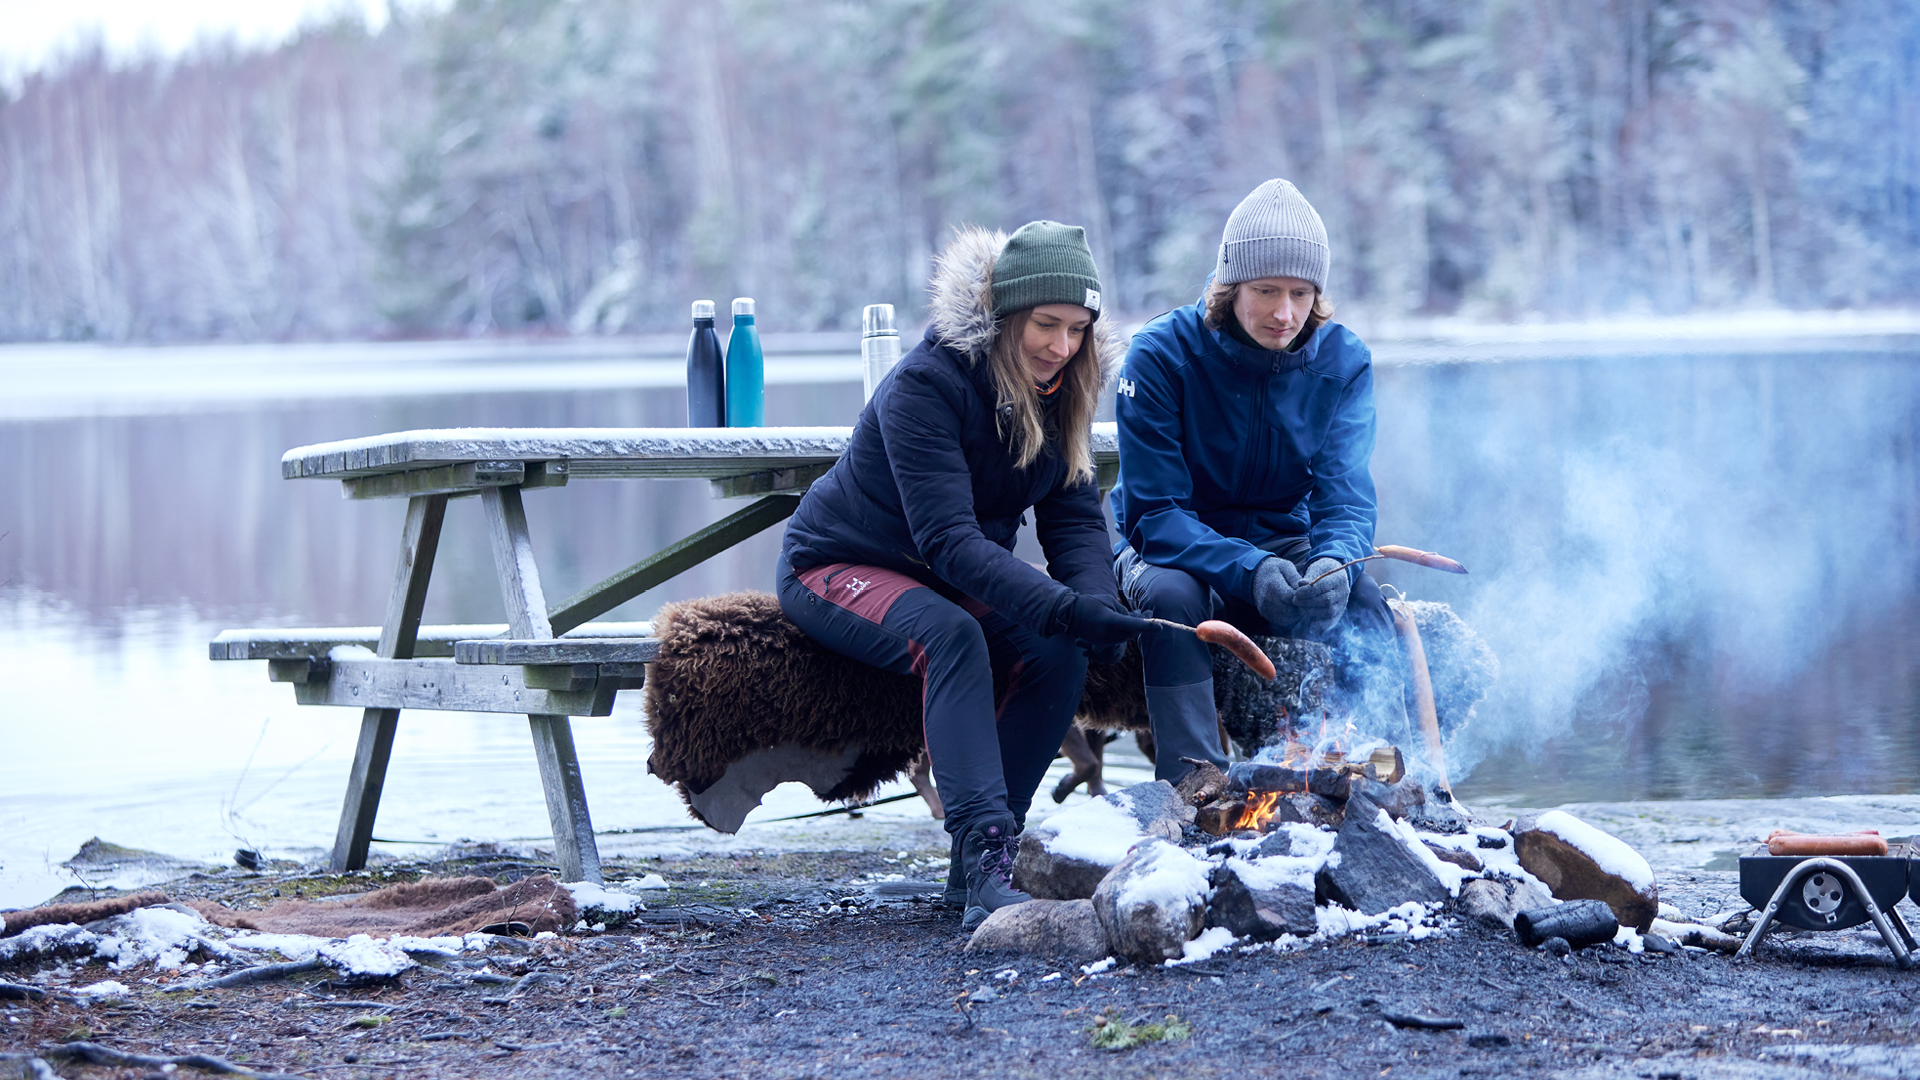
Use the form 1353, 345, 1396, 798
631, 873, 670, 890
1166, 926, 1238, 966
1039, 972, 1062, 982
1381, 810, 1468, 894
72, 979, 130, 997
1535, 810, 1655, 892
387, 935, 474, 957
93, 907, 233, 971
1224, 855, 1315, 891
1114, 841, 1211, 910
1037, 794, 1146, 865
1615, 925, 1644, 953
1080, 956, 1117, 975
565, 880, 645, 914
318, 934, 416, 978
328, 644, 377, 660
1314, 900, 1443, 941
224, 932, 325, 961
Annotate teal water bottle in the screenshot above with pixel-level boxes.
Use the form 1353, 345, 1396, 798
725, 297, 764, 427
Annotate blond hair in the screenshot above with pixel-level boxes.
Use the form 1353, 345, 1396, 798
984, 309, 1103, 486
1203, 280, 1334, 350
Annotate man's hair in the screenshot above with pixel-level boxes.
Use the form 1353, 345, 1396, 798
1203, 280, 1335, 350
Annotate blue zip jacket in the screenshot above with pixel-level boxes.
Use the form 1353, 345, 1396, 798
1112, 303, 1377, 603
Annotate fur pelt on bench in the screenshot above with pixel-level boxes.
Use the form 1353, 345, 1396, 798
643, 591, 1495, 832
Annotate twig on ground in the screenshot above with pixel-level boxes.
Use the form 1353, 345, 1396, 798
35, 1041, 303, 1080
173, 958, 324, 991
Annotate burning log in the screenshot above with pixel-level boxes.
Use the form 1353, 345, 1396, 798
1388, 600, 1450, 794
1514, 899, 1619, 950
1173, 758, 1229, 807
1195, 798, 1248, 836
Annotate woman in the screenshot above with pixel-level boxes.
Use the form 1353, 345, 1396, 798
778, 221, 1153, 930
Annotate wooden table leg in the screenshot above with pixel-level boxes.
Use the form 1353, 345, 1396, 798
483, 485, 604, 884
332, 493, 447, 872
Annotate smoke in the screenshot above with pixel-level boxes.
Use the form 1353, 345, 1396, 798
1373, 346, 1920, 797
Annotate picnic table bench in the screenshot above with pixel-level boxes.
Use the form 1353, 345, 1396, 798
214, 423, 1123, 884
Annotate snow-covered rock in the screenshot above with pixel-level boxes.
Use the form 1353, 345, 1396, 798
1014, 781, 1193, 901
965, 899, 1107, 961
1514, 810, 1657, 931
1092, 839, 1210, 965
1455, 876, 1554, 930
1206, 857, 1317, 940
1318, 794, 1451, 915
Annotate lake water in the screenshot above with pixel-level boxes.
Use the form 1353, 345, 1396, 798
3, 318, 1917, 908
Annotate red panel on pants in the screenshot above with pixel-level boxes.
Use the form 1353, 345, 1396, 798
795, 562, 927, 624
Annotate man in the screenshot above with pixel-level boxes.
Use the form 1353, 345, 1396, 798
1112, 178, 1401, 780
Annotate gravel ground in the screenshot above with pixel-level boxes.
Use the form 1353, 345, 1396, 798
5, 849, 1920, 1080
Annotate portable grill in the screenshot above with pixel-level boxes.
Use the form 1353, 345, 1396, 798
1735, 844, 1915, 967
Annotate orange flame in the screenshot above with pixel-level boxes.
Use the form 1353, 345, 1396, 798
1239, 789, 1282, 831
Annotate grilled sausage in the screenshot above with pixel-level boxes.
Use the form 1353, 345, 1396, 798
1764, 831, 1888, 856
1375, 545, 1469, 575
1195, 619, 1276, 681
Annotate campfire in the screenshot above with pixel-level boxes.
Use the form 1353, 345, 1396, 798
1189, 743, 1412, 836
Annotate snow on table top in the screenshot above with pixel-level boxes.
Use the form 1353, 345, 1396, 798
1535, 809, 1656, 892
280, 423, 1122, 478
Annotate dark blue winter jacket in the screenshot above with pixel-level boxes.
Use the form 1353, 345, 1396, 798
782, 326, 1118, 635
1112, 303, 1377, 603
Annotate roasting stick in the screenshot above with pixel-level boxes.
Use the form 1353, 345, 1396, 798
1145, 618, 1277, 681
1300, 545, 1469, 588
1387, 599, 1450, 795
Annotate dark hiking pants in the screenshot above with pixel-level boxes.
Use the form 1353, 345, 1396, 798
776, 553, 1088, 836
1117, 540, 1402, 753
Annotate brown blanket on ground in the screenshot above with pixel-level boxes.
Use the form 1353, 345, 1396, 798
190, 876, 577, 938
1, 891, 171, 937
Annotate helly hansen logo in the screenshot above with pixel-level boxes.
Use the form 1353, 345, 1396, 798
1084, 288, 1101, 312
1118, 377, 1135, 398
842, 577, 872, 596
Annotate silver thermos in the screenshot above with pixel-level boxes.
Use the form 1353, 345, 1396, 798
862, 304, 901, 401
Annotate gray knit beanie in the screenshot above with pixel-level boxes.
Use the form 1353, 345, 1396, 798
1215, 179, 1329, 291
991, 220, 1103, 320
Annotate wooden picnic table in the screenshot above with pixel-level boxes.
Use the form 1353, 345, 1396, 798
214, 423, 1123, 884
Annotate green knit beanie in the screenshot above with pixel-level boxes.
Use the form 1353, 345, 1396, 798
990, 221, 1103, 321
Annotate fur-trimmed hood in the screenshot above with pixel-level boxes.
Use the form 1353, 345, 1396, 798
925, 225, 1126, 382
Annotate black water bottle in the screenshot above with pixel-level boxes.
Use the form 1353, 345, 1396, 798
686, 299, 726, 427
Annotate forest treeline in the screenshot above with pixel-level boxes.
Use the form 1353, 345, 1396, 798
2, 0, 1915, 342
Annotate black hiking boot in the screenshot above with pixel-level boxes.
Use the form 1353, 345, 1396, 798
960, 813, 1030, 932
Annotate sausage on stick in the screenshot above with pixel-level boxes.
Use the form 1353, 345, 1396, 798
1146, 618, 1276, 681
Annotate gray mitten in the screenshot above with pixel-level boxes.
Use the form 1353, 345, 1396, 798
1295, 557, 1350, 636
1251, 556, 1304, 629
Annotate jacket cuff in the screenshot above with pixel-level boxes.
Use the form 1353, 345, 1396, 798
1045, 589, 1077, 638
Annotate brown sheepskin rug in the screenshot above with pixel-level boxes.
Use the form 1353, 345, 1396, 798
1, 891, 171, 937
643, 591, 1495, 823
189, 875, 577, 938
643, 591, 929, 812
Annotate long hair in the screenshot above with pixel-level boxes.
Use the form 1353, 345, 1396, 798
1203, 280, 1335, 350
985, 308, 1103, 486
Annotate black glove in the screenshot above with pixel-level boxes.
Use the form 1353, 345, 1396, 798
1295, 557, 1350, 636
1052, 591, 1157, 651
1251, 556, 1303, 628
1082, 594, 1136, 665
